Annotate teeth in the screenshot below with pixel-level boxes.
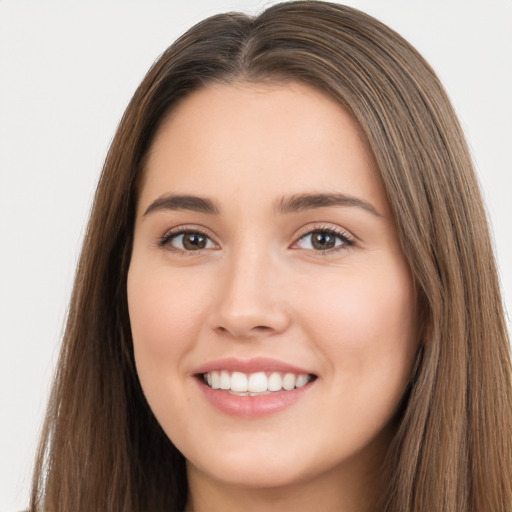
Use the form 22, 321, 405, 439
248, 372, 268, 392
231, 372, 248, 392
203, 370, 312, 393
219, 370, 230, 390
295, 374, 309, 388
211, 371, 220, 389
282, 373, 296, 391
268, 372, 282, 391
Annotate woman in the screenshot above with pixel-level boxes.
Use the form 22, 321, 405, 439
29, 2, 512, 511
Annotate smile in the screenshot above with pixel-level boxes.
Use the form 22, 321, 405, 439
202, 371, 315, 395
193, 357, 318, 417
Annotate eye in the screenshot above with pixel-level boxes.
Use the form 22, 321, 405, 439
160, 229, 216, 252
294, 227, 354, 252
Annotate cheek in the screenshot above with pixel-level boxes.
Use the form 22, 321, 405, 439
298, 259, 418, 399
126, 262, 214, 420
127, 266, 208, 359
126, 262, 215, 435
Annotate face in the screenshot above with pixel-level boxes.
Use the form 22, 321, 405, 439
127, 82, 418, 495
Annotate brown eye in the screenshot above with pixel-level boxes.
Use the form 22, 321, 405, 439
296, 229, 352, 252
310, 232, 337, 250
167, 232, 215, 251
182, 233, 207, 250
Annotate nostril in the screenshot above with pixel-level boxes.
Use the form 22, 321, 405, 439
213, 323, 277, 339
207, 287, 291, 338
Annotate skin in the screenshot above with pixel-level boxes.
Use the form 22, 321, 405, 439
127, 82, 419, 512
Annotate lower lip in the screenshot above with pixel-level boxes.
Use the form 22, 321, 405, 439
196, 378, 314, 418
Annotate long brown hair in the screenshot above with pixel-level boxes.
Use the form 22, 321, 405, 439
30, 2, 512, 511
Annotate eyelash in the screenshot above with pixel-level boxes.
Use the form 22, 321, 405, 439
295, 224, 355, 255
158, 224, 355, 256
158, 226, 215, 255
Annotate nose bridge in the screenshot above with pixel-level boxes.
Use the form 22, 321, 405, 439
209, 236, 289, 338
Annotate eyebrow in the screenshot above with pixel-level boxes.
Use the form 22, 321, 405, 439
143, 192, 381, 217
144, 194, 220, 216
274, 193, 381, 217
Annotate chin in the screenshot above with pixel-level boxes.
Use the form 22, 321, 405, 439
189, 456, 311, 489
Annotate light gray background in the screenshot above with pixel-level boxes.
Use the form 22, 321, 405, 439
1, 1, 511, 510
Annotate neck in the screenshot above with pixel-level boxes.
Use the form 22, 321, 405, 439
186, 472, 377, 512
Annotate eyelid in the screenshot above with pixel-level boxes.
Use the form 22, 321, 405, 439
291, 223, 356, 253
158, 224, 219, 253
157, 222, 355, 255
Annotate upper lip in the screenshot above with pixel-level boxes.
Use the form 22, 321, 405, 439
192, 357, 316, 376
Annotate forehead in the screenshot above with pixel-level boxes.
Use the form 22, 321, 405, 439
139, 81, 387, 216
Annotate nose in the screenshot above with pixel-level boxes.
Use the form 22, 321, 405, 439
207, 246, 291, 340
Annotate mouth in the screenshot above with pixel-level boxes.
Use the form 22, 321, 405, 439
192, 357, 318, 417
198, 370, 317, 396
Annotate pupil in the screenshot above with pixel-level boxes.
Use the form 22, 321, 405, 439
183, 233, 206, 250
312, 232, 335, 250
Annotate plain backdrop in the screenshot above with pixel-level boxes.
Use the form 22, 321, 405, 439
1, 1, 511, 510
